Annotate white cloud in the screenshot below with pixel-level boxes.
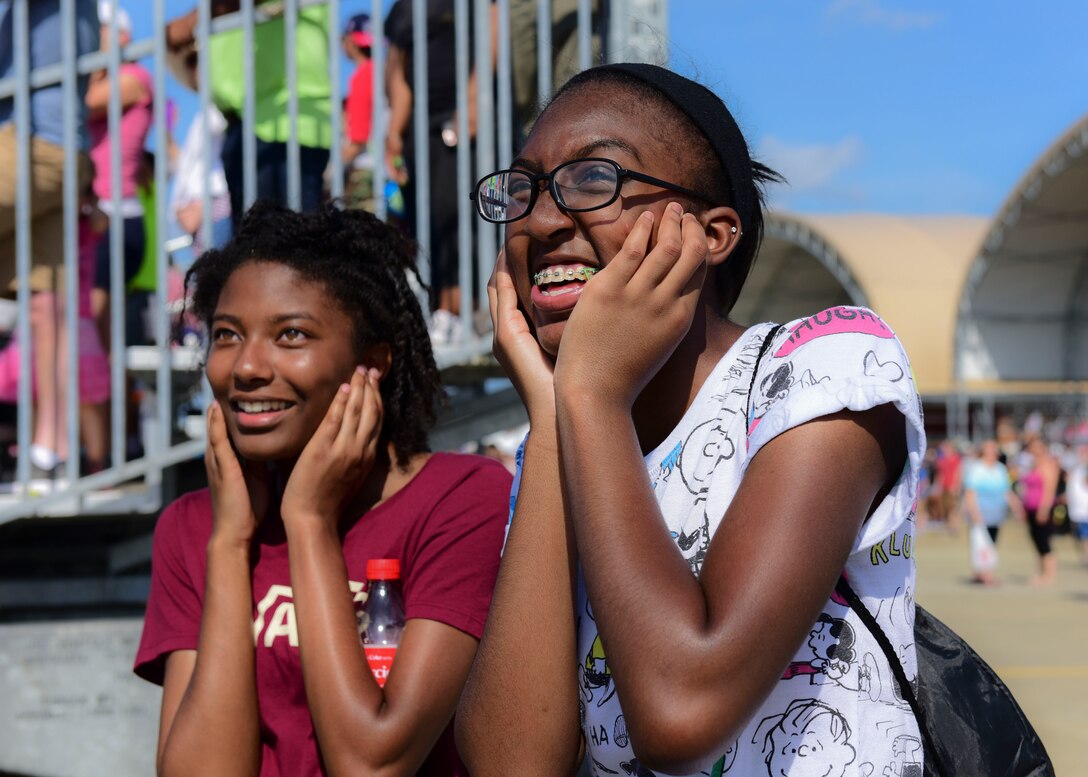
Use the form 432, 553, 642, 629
825, 0, 940, 31
756, 135, 865, 193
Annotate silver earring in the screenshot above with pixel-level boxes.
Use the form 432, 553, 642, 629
731, 226, 738, 234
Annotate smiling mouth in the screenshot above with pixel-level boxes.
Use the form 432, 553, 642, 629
232, 400, 295, 414
533, 265, 598, 286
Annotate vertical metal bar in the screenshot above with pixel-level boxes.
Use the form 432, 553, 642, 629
327, 0, 343, 201
411, 0, 431, 285
107, 0, 126, 469
536, 0, 551, 102
154, 0, 172, 458
285, 0, 301, 210
474, 0, 495, 311
607, 0, 625, 63
577, 0, 592, 70
13, 0, 31, 486
198, 2, 213, 257
454, 0, 471, 337
371, 0, 386, 220
496, 0, 511, 167
242, 0, 257, 210
61, 0, 80, 486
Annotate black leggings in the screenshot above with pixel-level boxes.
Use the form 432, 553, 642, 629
1026, 509, 1053, 557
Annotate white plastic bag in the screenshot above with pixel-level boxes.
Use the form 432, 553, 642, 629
969, 523, 998, 573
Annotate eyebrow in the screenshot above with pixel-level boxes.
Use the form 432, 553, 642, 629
510, 137, 644, 171
211, 312, 320, 325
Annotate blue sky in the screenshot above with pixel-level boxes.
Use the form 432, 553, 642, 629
130, 0, 1087, 218
667, 0, 1088, 215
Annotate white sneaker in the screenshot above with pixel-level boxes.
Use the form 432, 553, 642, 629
429, 309, 464, 346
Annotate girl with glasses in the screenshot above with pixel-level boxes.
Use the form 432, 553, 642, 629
457, 64, 927, 777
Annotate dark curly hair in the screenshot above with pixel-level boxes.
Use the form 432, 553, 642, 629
185, 201, 441, 468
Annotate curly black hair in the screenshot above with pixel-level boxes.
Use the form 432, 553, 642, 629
185, 201, 442, 468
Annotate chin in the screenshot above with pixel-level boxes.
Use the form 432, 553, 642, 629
229, 432, 304, 464
534, 321, 565, 358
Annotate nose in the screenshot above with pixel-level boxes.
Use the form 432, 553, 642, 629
522, 179, 575, 241
233, 337, 273, 387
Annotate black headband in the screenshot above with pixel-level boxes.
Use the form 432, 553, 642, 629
589, 63, 757, 234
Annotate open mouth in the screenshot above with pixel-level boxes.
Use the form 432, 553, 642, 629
532, 264, 598, 298
230, 399, 296, 428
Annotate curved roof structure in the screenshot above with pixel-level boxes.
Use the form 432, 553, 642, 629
739, 213, 988, 397
955, 114, 1088, 388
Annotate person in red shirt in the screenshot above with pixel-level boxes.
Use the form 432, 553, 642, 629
342, 13, 375, 210
134, 202, 511, 776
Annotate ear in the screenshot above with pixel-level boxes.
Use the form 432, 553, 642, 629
361, 342, 392, 380
697, 206, 743, 268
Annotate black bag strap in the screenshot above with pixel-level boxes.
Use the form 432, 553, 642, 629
744, 324, 784, 438
835, 575, 947, 777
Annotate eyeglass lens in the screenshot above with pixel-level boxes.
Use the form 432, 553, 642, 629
476, 160, 621, 223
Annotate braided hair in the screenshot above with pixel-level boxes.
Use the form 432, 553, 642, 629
185, 201, 441, 468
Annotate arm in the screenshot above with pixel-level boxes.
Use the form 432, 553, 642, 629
156, 404, 268, 777
85, 70, 149, 120
166, 3, 238, 51
279, 369, 483, 776
552, 207, 907, 772
384, 45, 412, 181
963, 487, 983, 526
1037, 459, 1061, 521
456, 252, 585, 776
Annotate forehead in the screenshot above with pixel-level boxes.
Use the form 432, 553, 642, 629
521, 83, 676, 169
216, 261, 341, 318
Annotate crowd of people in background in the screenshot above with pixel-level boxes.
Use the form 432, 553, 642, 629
919, 413, 1088, 586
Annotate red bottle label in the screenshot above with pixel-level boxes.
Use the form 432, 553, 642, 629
364, 646, 396, 688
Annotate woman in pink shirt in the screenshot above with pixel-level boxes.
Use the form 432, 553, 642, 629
1019, 438, 1062, 586
85, 2, 154, 349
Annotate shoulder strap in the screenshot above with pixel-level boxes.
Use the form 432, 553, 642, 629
835, 575, 947, 777
745, 324, 784, 439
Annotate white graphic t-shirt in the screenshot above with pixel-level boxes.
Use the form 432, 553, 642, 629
516, 307, 927, 777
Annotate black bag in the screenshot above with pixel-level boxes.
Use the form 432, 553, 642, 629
836, 577, 1055, 777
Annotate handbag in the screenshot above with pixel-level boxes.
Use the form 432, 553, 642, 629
836, 576, 1054, 777
968, 522, 998, 573
746, 324, 1054, 777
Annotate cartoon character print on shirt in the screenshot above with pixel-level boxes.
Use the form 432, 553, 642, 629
706, 740, 739, 775
781, 613, 858, 689
667, 402, 743, 573
882, 734, 923, 777
863, 350, 905, 382
751, 360, 831, 421
754, 698, 857, 777
580, 601, 617, 709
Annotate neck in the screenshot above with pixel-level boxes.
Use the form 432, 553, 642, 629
631, 304, 746, 454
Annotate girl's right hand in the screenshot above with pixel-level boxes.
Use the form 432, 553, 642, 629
488, 249, 556, 420
205, 401, 271, 548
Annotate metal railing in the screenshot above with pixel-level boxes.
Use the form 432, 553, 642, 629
0, 0, 664, 523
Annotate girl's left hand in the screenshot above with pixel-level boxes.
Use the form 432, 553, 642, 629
280, 366, 384, 529
555, 202, 709, 408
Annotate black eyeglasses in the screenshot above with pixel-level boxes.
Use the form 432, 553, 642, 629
469, 157, 718, 224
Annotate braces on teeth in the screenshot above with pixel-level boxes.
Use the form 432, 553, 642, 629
533, 267, 598, 285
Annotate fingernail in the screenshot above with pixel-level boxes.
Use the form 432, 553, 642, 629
369, 368, 381, 381
669, 202, 684, 216
640, 210, 654, 223
356, 365, 367, 375
340, 383, 351, 393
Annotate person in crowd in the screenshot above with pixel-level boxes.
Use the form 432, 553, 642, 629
962, 439, 1024, 585
341, 13, 376, 211
134, 202, 511, 775
166, 0, 333, 223
1018, 437, 1062, 586
1067, 443, 1088, 565
169, 52, 232, 255
456, 63, 925, 776
0, 0, 99, 480
86, 1, 154, 351
931, 438, 963, 532
384, 0, 483, 346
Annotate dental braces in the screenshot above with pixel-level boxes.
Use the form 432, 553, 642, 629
533, 267, 598, 285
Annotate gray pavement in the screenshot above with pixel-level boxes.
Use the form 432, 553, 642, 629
915, 519, 1087, 776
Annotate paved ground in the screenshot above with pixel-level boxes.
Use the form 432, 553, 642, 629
915, 519, 1087, 776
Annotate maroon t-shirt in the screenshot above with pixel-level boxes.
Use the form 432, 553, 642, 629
134, 452, 512, 777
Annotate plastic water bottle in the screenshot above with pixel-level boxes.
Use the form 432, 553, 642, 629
363, 558, 405, 688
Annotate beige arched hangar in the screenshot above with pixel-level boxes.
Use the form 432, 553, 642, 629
955, 114, 1088, 397
736, 212, 988, 400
